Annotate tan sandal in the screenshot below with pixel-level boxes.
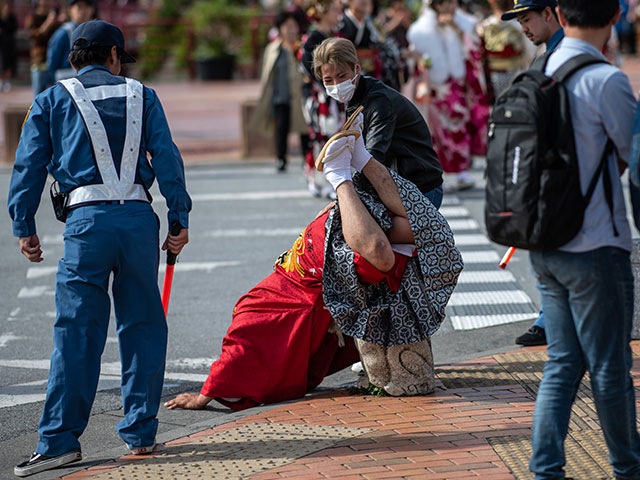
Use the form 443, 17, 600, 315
315, 105, 365, 171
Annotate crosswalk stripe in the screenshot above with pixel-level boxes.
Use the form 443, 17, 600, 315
450, 313, 537, 330
440, 206, 469, 218
458, 270, 516, 284
460, 251, 501, 263
205, 228, 303, 238
17, 286, 54, 298
191, 190, 310, 202
25, 262, 243, 279
454, 234, 492, 246
449, 290, 533, 306
0, 358, 211, 408
446, 219, 480, 230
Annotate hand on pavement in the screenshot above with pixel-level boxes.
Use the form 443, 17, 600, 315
19, 235, 43, 263
164, 392, 212, 410
162, 227, 189, 255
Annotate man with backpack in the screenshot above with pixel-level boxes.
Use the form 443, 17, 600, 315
524, 1, 640, 477
500, 0, 564, 347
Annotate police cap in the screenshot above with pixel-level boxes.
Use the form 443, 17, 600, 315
501, 0, 557, 21
71, 19, 136, 64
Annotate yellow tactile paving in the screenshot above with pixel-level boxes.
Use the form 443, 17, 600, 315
490, 433, 612, 480
89, 423, 373, 480
60, 344, 640, 479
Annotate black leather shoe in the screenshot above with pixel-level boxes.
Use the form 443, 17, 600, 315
516, 325, 547, 346
276, 158, 287, 172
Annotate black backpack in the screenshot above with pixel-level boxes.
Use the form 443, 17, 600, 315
484, 53, 617, 251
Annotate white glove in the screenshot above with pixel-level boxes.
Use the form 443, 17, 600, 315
322, 135, 354, 190
349, 112, 373, 172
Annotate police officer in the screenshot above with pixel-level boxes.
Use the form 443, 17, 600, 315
47, 0, 96, 82
10, 20, 191, 477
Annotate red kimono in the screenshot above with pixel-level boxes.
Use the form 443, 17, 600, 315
201, 211, 360, 411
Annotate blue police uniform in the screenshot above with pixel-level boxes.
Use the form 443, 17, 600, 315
8, 65, 191, 456
47, 21, 76, 82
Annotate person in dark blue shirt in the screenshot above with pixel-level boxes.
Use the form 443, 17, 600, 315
10, 20, 191, 477
502, 0, 564, 348
46, 0, 96, 82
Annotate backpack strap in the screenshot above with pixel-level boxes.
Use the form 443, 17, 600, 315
552, 53, 609, 83
584, 139, 619, 237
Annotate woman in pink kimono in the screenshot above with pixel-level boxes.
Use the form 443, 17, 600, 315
407, 0, 490, 192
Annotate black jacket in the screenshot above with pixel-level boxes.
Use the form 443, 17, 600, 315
347, 76, 443, 194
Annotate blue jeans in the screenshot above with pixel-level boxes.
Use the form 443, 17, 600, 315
30, 67, 51, 96
529, 247, 640, 479
425, 184, 443, 210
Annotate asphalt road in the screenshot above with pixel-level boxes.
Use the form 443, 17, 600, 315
0, 159, 545, 479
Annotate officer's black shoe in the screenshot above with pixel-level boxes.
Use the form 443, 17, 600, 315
14, 449, 82, 477
276, 158, 287, 172
515, 325, 547, 346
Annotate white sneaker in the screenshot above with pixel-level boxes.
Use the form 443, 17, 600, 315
128, 443, 155, 455
351, 361, 364, 373
456, 172, 475, 191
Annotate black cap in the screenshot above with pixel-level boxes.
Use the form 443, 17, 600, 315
71, 20, 135, 64
501, 0, 557, 20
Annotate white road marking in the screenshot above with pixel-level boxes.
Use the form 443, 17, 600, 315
439, 206, 469, 218
457, 270, 516, 284
41, 234, 64, 245
166, 357, 218, 369
26, 266, 58, 279
204, 228, 303, 238
453, 234, 492, 246
441, 195, 460, 205
460, 251, 501, 264
450, 313, 538, 330
0, 358, 212, 408
24, 262, 242, 280
191, 190, 310, 202
449, 290, 534, 306
10, 308, 20, 316
446, 219, 480, 230
0, 334, 22, 347
186, 167, 274, 177
159, 261, 242, 273
17, 286, 54, 298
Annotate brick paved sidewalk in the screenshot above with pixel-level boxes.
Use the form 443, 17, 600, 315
53, 342, 640, 480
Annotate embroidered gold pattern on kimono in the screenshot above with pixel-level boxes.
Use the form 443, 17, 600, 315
278, 228, 307, 278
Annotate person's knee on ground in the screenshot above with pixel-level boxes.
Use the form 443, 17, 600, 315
356, 338, 435, 396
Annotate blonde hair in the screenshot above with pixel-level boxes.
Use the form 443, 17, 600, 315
312, 37, 359, 80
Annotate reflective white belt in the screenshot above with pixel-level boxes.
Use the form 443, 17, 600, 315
59, 77, 148, 207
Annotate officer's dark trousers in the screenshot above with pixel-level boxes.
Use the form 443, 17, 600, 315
37, 202, 167, 456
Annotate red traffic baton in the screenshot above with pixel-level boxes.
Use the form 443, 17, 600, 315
499, 247, 516, 270
161, 221, 182, 316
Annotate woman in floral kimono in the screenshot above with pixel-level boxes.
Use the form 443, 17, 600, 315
299, 0, 345, 197
407, 0, 490, 192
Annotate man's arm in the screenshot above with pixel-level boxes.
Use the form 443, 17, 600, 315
362, 95, 396, 166
9, 99, 51, 240
143, 88, 192, 254
600, 70, 636, 168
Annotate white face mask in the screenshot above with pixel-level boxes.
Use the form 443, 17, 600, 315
325, 70, 359, 104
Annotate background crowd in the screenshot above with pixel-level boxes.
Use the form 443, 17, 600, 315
248, 0, 632, 196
